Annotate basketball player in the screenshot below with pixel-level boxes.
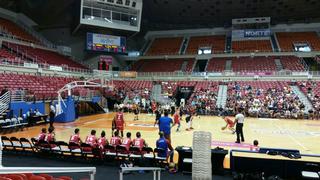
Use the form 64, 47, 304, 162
69, 128, 83, 145
45, 126, 55, 143
221, 115, 236, 134
172, 108, 181, 132
133, 132, 147, 151
185, 106, 195, 131
114, 108, 125, 137
110, 131, 122, 147
151, 100, 157, 115
97, 131, 108, 150
121, 132, 132, 151
133, 103, 139, 121
37, 128, 47, 141
85, 130, 98, 147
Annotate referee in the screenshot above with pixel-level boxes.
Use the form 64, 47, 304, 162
235, 110, 245, 143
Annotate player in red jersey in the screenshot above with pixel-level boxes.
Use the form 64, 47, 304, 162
97, 131, 108, 150
151, 101, 157, 115
172, 108, 181, 132
110, 131, 122, 147
85, 130, 98, 147
114, 108, 125, 137
121, 132, 132, 151
37, 128, 47, 141
45, 126, 55, 143
132, 132, 147, 151
69, 128, 82, 145
221, 115, 236, 134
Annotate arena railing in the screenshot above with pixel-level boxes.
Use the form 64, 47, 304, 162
0, 59, 92, 74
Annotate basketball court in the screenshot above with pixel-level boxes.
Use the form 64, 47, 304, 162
5, 113, 320, 168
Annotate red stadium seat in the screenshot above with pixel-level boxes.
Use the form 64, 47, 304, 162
186, 35, 226, 54
146, 37, 183, 56
29, 176, 46, 180
232, 40, 273, 52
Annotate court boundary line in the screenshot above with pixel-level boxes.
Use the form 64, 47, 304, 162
273, 123, 311, 153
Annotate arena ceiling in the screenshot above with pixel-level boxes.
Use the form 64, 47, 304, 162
1, 0, 320, 30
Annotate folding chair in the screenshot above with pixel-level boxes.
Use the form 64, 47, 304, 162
54, 141, 71, 156
68, 142, 81, 157
20, 137, 34, 152
1, 136, 13, 151
104, 144, 117, 159
154, 148, 168, 167
80, 143, 93, 158
10, 136, 23, 152
116, 145, 129, 159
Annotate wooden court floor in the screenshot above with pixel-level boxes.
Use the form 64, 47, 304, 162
4, 113, 320, 167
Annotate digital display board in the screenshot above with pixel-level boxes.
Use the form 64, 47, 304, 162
86, 33, 126, 53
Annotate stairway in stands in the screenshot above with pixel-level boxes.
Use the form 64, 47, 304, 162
216, 85, 228, 108
225, 60, 232, 71
180, 61, 188, 71
152, 84, 162, 101
274, 58, 284, 71
291, 86, 314, 113
152, 84, 171, 104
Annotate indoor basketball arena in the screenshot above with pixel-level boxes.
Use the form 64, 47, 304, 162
0, 0, 320, 180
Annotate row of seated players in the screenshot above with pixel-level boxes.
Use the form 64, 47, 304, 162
36, 127, 174, 162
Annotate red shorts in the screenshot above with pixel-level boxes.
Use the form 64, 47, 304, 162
116, 126, 124, 131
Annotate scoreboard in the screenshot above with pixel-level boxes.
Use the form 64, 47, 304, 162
86, 32, 126, 53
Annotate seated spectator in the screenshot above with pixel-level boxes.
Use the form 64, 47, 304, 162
121, 132, 132, 151
250, 140, 260, 151
98, 131, 108, 150
34, 109, 42, 116
37, 128, 47, 141
156, 131, 174, 163
85, 130, 98, 147
45, 126, 55, 143
133, 132, 147, 151
69, 128, 82, 145
110, 131, 122, 147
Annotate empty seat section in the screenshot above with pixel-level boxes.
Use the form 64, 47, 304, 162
0, 73, 78, 100
0, 49, 18, 62
185, 59, 195, 72
186, 35, 226, 54
276, 32, 320, 51
231, 57, 276, 72
0, 18, 39, 43
279, 56, 305, 71
138, 59, 185, 72
206, 58, 228, 72
4, 42, 87, 69
146, 37, 183, 56
232, 40, 272, 52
